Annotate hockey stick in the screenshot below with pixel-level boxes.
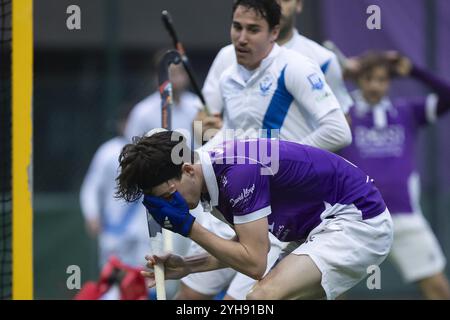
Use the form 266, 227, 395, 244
158, 50, 182, 130
322, 40, 350, 69
161, 10, 210, 115
146, 211, 167, 300
146, 50, 182, 301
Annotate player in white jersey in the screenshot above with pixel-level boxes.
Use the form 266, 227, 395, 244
201, 1, 353, 117
177, 0, 352, 300
80, 110, 150, 269
125, 62, 202, 142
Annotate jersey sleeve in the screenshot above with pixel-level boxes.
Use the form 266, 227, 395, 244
80, 144, 109, 221
221, 164, 271, 225
323, 54, 354, 114
124, 100, 160, 141
202, 46, 234, 115
285, 57, 342, 122
401, 95, 438, 127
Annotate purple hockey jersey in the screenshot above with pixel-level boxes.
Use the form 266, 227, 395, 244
198, 139, 386, 242
339, 91, 433, 215
340, 66, 450, 215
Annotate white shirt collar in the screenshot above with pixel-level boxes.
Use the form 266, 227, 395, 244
237, 64, 257, 83
352, 90, 393, 114
196, 150, 219, 210
352, 90, 395, 128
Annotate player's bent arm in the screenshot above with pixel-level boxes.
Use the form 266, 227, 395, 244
145, 234, 241, 280
285, 59, 352, 151
143, 250, 230, 287
183, 252, 229, 273
172, 235, 240, 274
189, 218, 270, 280
300, 108, 352, 152
410, 65, 450, 116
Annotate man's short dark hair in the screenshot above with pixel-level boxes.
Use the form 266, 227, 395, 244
232, 0, 281, 30
115, 131, 191, 202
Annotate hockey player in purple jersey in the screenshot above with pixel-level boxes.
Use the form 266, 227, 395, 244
115, 131, 393, 300
340, 51, 450, 299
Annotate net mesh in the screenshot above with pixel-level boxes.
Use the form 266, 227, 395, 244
0, 0, 12, 300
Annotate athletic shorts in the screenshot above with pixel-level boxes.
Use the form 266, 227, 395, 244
389, 211, 446, 282
183, 205, 393, 300
288, 206, 393, 300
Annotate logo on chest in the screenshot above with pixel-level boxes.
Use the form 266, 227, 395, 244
355, 125, 406, 157
259, 76, 273, 96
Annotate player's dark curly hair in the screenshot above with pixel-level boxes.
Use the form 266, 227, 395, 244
115, 131, 193, 202
232, 0, 281, 30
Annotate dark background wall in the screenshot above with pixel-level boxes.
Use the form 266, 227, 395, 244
33, 0, 449, 299
34, 0, 320, 49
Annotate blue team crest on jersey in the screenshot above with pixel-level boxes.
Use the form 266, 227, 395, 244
308, 73, 324, 91
260, 76, 273, 96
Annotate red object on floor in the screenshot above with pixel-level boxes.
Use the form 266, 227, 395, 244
75, 256, 147, 300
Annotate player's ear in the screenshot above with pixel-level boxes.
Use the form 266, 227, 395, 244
182, 163, 195, 177
166, 180, 177, 193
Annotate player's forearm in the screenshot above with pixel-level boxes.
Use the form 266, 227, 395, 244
189, 222, 267, 280
300, 109, 352, 152
411, 65, 450, 115
183, 252, 228, 274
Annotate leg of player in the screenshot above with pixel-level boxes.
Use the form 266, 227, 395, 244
246, 254, 325, 300
389, 212, 449, 300
417, 273, 450, 300
248, 208, 392, 300
174, 282, 217, 300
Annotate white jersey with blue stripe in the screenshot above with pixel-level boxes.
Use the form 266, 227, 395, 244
218, 44, 342, 143
202, 29, 353, 115
284, 30, 353, 114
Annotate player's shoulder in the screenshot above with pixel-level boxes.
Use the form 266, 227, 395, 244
292, 33, 336, 63
278, 47, 321, 77
181, 91, 202, 105
211, 44, 236, 70
216, 44, 235, 59
217, 62, 238, 88
131, 92, 160, 114
95, 136, 127, 162
279, 46, 316, 65
179, 91, 203, 113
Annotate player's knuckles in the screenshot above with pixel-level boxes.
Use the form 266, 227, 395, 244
141, 271, 154, 278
